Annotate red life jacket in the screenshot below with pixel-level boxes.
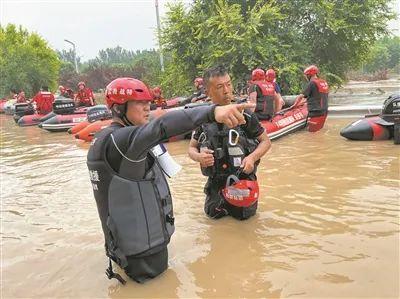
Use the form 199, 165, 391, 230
76, 88, 94, 106
252, 80, 275, 120
33, 91, 55, 114
305, 78, 329, 132
309, 78, 329, 114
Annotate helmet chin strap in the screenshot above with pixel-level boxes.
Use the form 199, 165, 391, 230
122, 115, 134, 126
114, 103, 134, 126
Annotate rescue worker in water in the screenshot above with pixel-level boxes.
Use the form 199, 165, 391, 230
294, 65, 329, 132
86, 77, 256, 284
188, 65, 271, 220
248, 68, 278, 120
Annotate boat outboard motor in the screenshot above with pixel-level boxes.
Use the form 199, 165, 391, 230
380, 94, 400, 144
53, 97, 75, 115
86, 105, 112, 123
13, 103, 34, 123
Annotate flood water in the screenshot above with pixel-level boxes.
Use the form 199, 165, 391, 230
1, 114, 399, 298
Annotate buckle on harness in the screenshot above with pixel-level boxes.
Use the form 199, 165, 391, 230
106, 259, 126, 285
166, 214, 175, 225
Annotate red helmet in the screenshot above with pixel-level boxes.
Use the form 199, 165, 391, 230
222, 175, 259, 207
251, 68, 265, 81
304, 65, 319, 76
265, 69, 276, 82
78, 81, 86, 87
194, 77, 203, 85
105, 77, 153, 108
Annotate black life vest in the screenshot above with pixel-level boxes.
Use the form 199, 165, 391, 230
196, 122, 259, 179
308, 78, 329, 114
86, 126, 175, 270
252, 80, 275, 120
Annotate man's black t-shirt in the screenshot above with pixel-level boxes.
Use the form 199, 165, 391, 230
302, 81, 318, 100
302, 80, 328, 114
249, 84, 263, 98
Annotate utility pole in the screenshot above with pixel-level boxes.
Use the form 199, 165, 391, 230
64, 39, 79, 73
155, 0, 165, 72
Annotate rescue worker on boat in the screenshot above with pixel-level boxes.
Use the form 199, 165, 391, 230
86, 77, 256, 284
59, 85, 74, 99
190, 77, 208, 103
294, 65, 329, 132
16, 90, 27, 103
265, 68, 285, 112
75, 81, 95, 107
188, 65, 271, 220
248, 68, 277, 120
151, 86, 167, 108
29, 86, 55, 114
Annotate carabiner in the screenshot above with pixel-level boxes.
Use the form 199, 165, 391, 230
198, 132, 207, 144
228, 129, 240, 146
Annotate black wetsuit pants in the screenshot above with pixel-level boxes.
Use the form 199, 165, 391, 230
203, 177, 257, 220
125, 247, 168, 283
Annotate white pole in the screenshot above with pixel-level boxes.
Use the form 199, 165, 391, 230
155, 0, 165, 72
64, 39, 79, 73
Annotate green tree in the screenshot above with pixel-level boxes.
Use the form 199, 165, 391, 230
279, 0, 395, 83
382, 36, 400, 70
131, 49, 162, 87
58, 61, 79, 89
161, 0, 395, 96
0, 24, 61, 97
57, 49, 82, 66
161, 0, 288, 95
60, 48, 162, 92
362, 35, 400, 76
96, 46, 136, 65
364, 43, 390, 73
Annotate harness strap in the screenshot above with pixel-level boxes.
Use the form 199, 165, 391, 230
105, 258, 126, 285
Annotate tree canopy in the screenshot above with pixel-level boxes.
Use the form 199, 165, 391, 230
160, 0, 396, 96
0, 24, 61, 97
58, 47, 162, 92
364, 36, 400, 74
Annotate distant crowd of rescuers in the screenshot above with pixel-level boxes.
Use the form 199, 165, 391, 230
84, 64, 329, 284
11, 81, 95, 115
9, 65, 328, 121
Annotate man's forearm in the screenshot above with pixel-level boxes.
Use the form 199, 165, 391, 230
188, 146, 200, 162
126, 106, 215, 159
248, 134, 271, 161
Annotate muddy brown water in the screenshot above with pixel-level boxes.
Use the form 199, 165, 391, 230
1, 114, 399, 298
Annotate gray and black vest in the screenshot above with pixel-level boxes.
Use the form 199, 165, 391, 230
197, 122, 259, 179
87, 127, 174, 269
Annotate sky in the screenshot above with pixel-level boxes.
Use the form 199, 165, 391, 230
0, 0, 185, 60
1, 0, 399, 61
